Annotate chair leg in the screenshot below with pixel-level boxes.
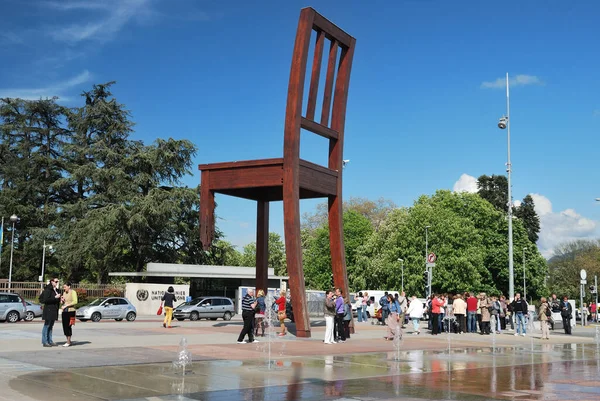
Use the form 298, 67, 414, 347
256, 201, 269, 294
283, 189, 311, 338
200, 170, 215, 250
328, 194, 353, 333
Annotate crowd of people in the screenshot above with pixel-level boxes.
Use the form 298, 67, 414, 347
353, 290, 581, 340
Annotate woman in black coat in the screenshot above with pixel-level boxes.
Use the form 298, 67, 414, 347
40, 279, 61, 347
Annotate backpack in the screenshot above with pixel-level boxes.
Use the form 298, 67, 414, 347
38, 290, 47, 304
544, 305, 551, 318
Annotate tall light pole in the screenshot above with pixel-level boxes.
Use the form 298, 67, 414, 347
498, 72, 514, 301
522, 247, 527, 302
425, 225, 431, 298
8, 214, 18, 289
40, 240, 53, 285
0, 217, 4, 277
398, 258, 404, 293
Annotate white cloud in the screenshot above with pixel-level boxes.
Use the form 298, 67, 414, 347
530, 193, 598, 258
46, 0, 152, 43
453, 174, 478, 193
481, 74, 543, 89
0, 70, 91, 101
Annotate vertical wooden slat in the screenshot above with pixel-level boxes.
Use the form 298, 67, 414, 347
320, 40, 338, 127
283, 7, 314, 338
200, 170, 215, 250
306, 30, 324, 121
256, 200, 269, 294
328, 40, 356, 332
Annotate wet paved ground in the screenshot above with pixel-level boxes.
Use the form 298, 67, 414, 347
1, 319, 599, 401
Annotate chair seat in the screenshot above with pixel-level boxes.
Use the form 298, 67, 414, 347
198, 158, 338, 201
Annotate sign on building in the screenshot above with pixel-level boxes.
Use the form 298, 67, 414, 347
125, 283, 190, 316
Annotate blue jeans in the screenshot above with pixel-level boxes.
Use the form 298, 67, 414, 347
42, 320, 55, 345
516, 312, 526, 334
357, 306, 363, 322
362, 306, 368, 322
412, 317, 420, 333
381, 308, 389, 325
467, 312, 477, 333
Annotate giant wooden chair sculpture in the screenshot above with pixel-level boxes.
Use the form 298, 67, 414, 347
199, 7, 356, 338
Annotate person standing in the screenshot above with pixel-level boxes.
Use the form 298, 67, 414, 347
275, 290, 287, 336
510, 293, 528, 336
335, 288, 346, 342
254, 289, 266, 337
582, 303, 589, 326
161, 286, 176, 328
60, 282, 78, 347
324, 290, 336, 344
385, 294, 401, 340
560, 296, 572, 335
538, 297, 550, 340
398, 292, 407, 328
379, 292, 389, 326
355, 292, 363, 323
362, 292, 369, 322
406, 295, 423, 334
343, 297, 352, 339
452, 294, 466, 334
466, 293, 478, 333
479, 294, 491, 335
431, 294, 444, 335
499, 296, 508, 331
40, 278, 61, 347
237, 289, 259, 344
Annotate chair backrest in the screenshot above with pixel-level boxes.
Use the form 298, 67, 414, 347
283, 7, 356, 172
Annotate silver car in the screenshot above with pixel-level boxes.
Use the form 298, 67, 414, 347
25, 301, 43, 321
76, 297, 137, 322
0, 292, 27, 323
173, 296, 235, 321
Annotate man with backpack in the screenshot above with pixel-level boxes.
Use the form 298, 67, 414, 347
39, 278, 62, 347
379, 292, 389, 326
510, 293, 528, 337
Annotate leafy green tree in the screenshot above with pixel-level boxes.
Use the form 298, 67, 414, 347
514, 194, 540, 243
303, 209, 373, 290
548, 239, 600, 300
477, 174, 508, 212
239, 232, 287, 275
353, 191, 547, 298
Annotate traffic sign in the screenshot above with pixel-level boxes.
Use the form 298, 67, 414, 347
427, 253, 437, 264
580, 269, 587, 280
426, 262, 436, 268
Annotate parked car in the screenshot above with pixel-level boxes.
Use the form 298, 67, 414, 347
0, 292, 27, 323
25, 301, 43, 321
76, 297, 137, 322
173, 296, 235, 321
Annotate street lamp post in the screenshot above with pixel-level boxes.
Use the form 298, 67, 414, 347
8, 214, 18, 289
522, 247, 527, 302
40, 240, 53, 285
398, 258, 404, 293
498, 72, 515, 301
425, 225, 431, 298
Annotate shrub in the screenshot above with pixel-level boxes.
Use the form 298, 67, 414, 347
75, 288, 88, 303
103, 288, 123, 297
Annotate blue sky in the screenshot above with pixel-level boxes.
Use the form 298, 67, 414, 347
1, 0, 599, 257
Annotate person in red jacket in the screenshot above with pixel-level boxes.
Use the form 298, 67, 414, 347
430, 294, 444, 335
275, 290, 287, 336
466, 293, 479, 333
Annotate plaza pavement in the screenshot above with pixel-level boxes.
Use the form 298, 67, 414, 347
0, 316, 599, 401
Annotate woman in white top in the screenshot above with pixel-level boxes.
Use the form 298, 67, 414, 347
406, 296, 424, 334
354, 292, 364, 322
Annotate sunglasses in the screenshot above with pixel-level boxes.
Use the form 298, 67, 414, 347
52, 280, 59, 283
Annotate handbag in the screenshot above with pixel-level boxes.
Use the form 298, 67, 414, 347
69, 316, 76, 326
157, 305, 163, 315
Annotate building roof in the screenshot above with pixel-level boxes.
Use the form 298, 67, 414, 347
109, 262, 288, 280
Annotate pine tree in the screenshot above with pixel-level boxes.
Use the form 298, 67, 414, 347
515, 194, 540, 243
